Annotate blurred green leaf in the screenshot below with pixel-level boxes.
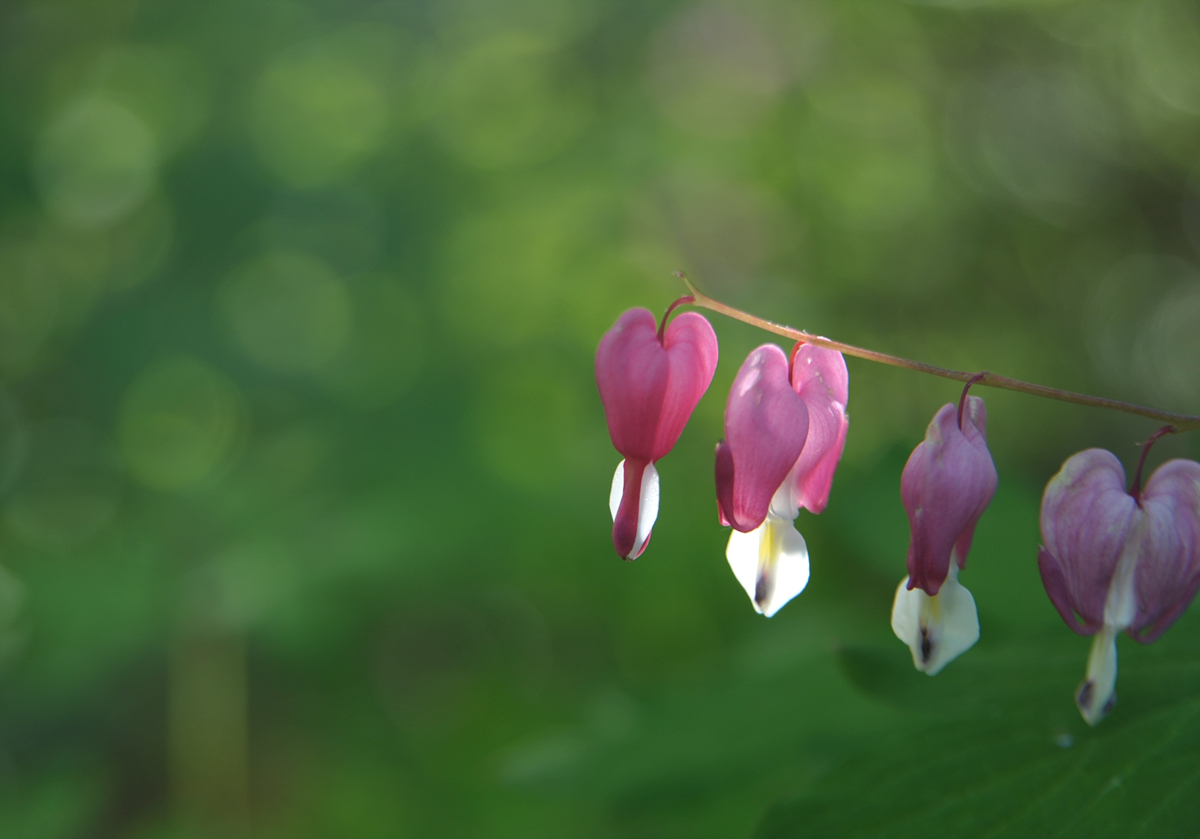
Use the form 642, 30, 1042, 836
756, 624, 1200, 838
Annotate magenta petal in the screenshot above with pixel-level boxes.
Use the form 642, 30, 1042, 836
595, 309, 668, 462
654, 312, 719, 461
902, 397, 997, 595
715, 440, 735, 528
595, 309, 717, 464
1128, 459, 1200, 643
719, 345, 810, 532
1038, 449, 1138, 632
788, 344, 848, 514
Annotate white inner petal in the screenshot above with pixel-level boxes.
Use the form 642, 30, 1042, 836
890, 565, 980, 675
726, 514, 809, 617
726, 525, 763, 609
630, 462, 659, 559
890, 577, 921, 662
1078, 626, 1118, 727
609, 459, 625, 521
1102, 510, 1145, 631
768, 474, 799, 520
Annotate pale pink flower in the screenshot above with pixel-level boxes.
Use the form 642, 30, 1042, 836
1039, 449, 1200, 724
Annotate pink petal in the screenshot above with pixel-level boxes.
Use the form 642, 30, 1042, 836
1129, 459, 1200, 642
1038, 546, 1102, 635
787, 344, 848, 514
715, 345, 810, 532
715, 440, 734, 528
902, 397, 997, 595
595, 309, 667, 462
1038, 449, 1138, 632
595, 309, 717, 464
653, 312, 719, 461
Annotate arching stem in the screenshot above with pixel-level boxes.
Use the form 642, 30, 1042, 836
657, 295, 695, 344
1130, 426, 1177, 503
957, 373, 986, 430
675, 273, 1200, 432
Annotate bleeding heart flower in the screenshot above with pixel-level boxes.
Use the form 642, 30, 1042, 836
1038, 446, 1200, 725
596, 306, 718, 559
891, 395, 997, 675
717, 342, 849, 617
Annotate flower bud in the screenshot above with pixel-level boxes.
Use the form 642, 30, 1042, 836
902, 396, 998, 595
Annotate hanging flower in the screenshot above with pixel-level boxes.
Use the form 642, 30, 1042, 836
596, 305, 718, 559
891, 395, 997, 675
717, 343, 848, 616
1038, 445, 1200, 725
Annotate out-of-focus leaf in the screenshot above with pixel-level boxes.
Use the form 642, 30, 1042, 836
0, 767, 103, 839
756, 620, 1200, 838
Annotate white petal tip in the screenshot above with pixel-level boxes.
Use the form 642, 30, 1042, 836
1076, 680, 1117, 727
609, 460, 660, 559
632, 463, 659, 557
609, 460, 625, 521
1077, 629, 1118, 726
890, 574, 979, 676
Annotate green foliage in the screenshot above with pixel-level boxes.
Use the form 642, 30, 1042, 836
756, 619, 1200, 838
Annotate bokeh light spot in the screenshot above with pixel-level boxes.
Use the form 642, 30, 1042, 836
197, 540, 300, 631
251, 45, 388, 187
1134, 273, 1200, 409
434, 34, 588, 169
221, 251, 352, 376
1133, 0, 1200, 115
34, 97, 158, 229
119, 356, 242, 491
1087, 254, 1197, 400
89, 43, 211, 155
440, 188, 617, 348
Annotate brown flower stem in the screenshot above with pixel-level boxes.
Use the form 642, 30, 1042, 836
1130, 426, 1177, 502
657, 295, 695, 344
676, 273, 1200, 432
957, 373, 987, 430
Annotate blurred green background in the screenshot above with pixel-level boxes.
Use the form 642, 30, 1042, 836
2, 0, 1200, 836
